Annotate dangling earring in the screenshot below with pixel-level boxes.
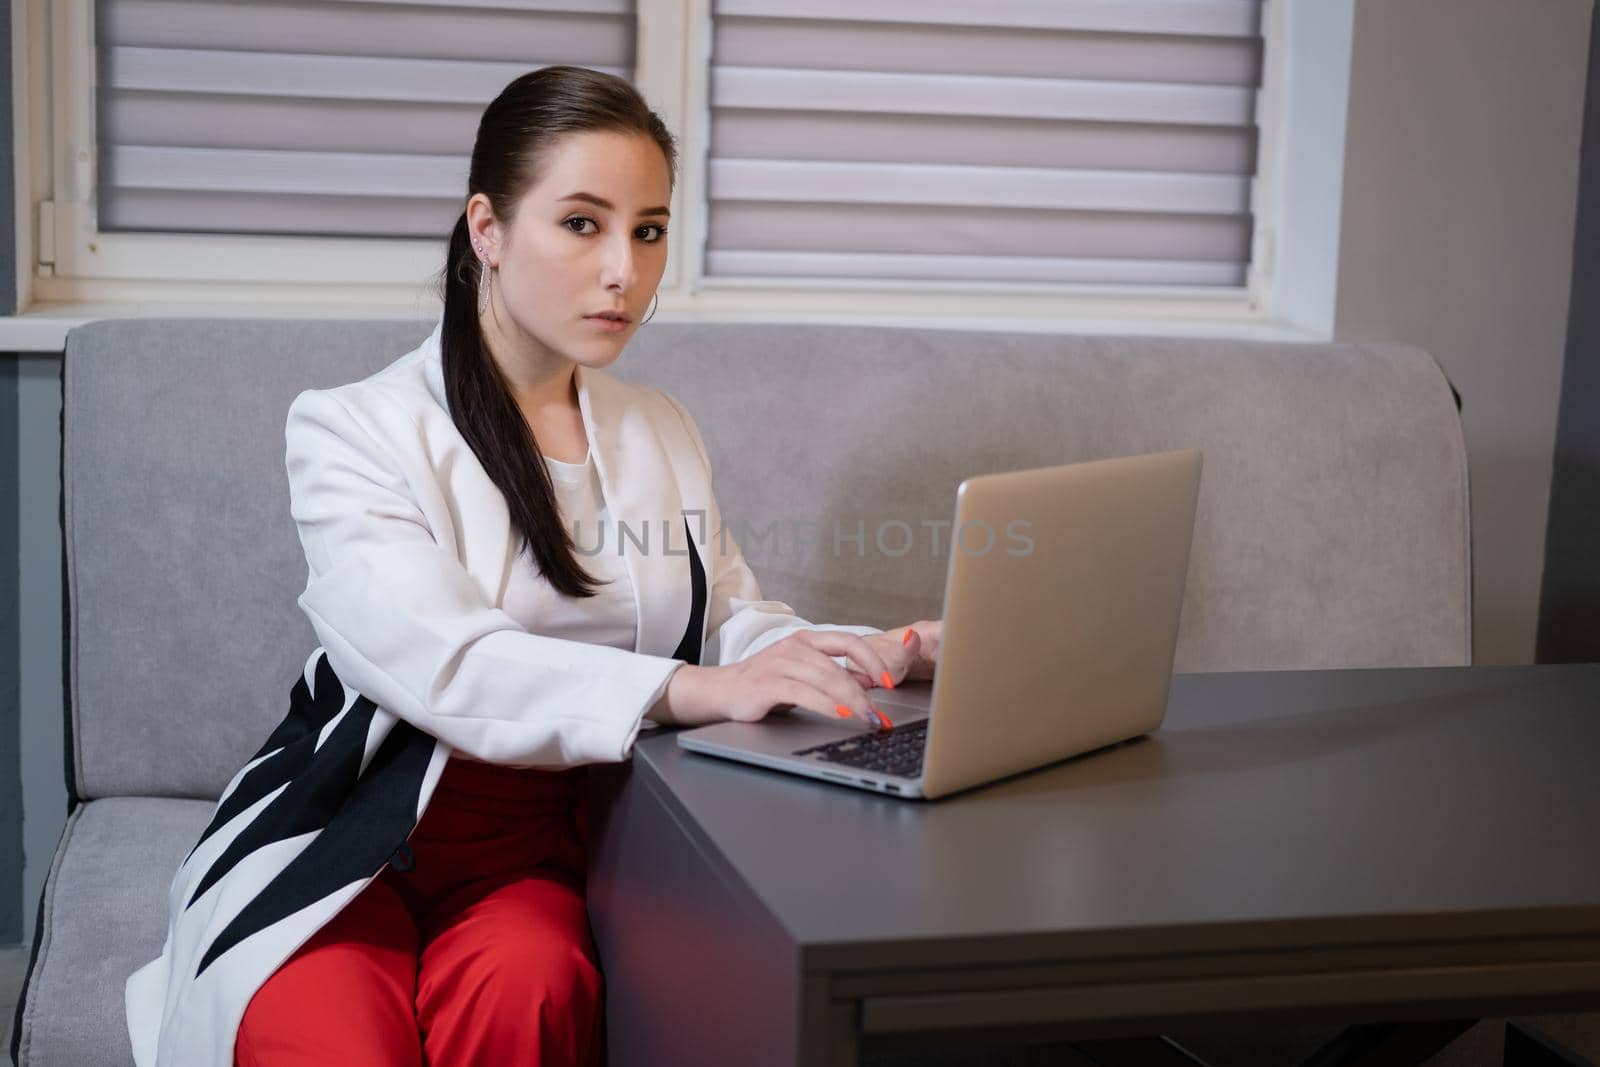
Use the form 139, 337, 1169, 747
641, 293, 658, 325
473, 240, 492, 315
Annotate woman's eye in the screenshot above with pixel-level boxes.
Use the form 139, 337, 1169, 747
562, 216, 667, 243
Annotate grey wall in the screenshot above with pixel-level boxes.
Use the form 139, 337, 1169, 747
1540, 2, 1600, 663
0, 362, 18, 945
1335, 0, 1591, 665
15, 359, 64, 950
1, 0, 22, 945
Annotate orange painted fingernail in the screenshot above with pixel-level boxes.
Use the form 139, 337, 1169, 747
880, 671, 895, 689
835, 704, 852, 719
873, 706, 893, 729
902, 628, 914, 646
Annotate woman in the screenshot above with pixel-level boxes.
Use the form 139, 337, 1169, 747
123, 65, 941, 1067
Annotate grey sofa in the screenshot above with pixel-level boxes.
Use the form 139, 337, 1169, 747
11, 318, 1471, 1066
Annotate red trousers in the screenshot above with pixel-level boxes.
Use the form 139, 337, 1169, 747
234, 757, 603, 1067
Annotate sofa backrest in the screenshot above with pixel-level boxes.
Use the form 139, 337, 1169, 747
62, 319, 1470, 801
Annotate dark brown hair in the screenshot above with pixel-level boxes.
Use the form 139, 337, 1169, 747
435, 65, 678, 597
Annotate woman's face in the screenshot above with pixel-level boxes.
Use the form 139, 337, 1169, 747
468, 130, 671, 373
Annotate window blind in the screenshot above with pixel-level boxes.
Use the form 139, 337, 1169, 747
94, 0, 634, 239
706, 0, 1263, 288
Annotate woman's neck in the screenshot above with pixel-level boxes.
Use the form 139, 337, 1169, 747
478, 315, 582, 422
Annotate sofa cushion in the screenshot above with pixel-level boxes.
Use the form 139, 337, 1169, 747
11, 797, 213, 1067
616, 325, 1471, 672
64, 320, 434, 802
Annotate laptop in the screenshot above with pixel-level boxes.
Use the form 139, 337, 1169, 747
677, 447, 1204, 801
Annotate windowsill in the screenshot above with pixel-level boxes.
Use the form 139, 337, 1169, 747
0, 301, 441, 352
0, 300, 1329, 354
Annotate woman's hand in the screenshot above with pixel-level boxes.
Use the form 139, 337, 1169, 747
650, 629, 902, 730
849, 619, 943, 688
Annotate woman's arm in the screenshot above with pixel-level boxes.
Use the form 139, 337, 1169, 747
286, 387, 682, 766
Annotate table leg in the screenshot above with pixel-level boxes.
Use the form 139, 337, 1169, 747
1505, 1021, 1598, 1067
1293, 1021, 1477, 1067
829, 1003, 859, 1067
1065, 1036, 1214, 1067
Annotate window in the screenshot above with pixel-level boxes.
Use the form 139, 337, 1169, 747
95, 0, 636, 240
704, 0, 1263, 289
25, 0, 1296, 325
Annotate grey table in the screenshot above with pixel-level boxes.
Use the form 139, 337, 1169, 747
583, 665, 1600, 1067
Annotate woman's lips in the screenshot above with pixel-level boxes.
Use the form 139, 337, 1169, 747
585, 316, 629, 332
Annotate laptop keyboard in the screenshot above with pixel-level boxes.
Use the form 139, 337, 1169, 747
793, 719, 928, 779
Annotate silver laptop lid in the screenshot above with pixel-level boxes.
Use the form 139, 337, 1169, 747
920, 448, 1202, 798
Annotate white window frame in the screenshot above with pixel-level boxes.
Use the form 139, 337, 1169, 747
12, 0, 1352, 342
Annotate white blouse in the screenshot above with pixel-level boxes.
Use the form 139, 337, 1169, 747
499, 446, 640, 653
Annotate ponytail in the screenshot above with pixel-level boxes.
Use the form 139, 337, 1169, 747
440, 209, 608, 598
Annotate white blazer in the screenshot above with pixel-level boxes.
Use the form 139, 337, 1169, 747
124, 318, 880, 1067
289, 317, 881, 766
